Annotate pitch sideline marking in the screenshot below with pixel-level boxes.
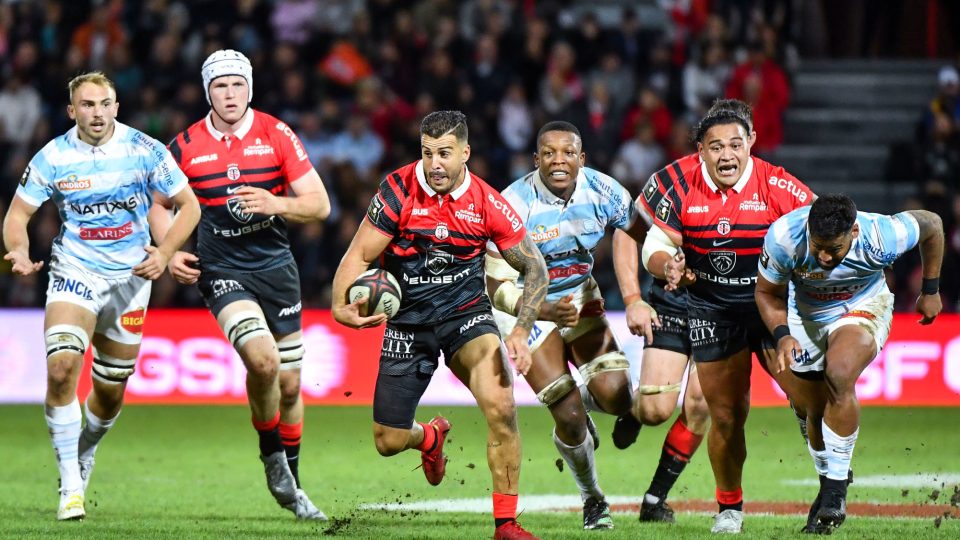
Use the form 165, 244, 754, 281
781, 473, 960, 488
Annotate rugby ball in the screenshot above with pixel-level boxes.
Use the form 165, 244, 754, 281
348, 269, 402, 319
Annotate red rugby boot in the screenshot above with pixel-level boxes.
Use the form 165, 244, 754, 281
421, 415, 451, 486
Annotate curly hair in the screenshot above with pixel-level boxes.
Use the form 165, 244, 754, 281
809, 194, 858, 239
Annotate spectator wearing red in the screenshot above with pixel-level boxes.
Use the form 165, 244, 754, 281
726, 41, 790, 154
620, 86, 673, 146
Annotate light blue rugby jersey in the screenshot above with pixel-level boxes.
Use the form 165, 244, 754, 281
499, 167, 636, 301
759, 206, 920, 323
15, 122, 188, 277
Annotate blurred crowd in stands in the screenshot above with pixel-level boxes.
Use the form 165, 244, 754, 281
0, 0, 957, 313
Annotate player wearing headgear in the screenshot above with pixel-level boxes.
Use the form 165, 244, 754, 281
150, 49, 332, 520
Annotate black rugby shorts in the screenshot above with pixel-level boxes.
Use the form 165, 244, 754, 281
197, 260, 302, 335
373, 309, 499, 428
688, 304, 774, 362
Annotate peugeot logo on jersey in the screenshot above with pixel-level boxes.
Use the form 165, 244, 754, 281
435, 222, 449, 240
717, 217, 731, 235
709, 250, 736, 275
227, 165, 241, 181
227, 196, 253, 223
426, 250, 454, 275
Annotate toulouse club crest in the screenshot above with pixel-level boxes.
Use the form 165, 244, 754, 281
426, 250, 454, 275
227, 165, 241, 181
717, 217, 731, 236
709, 250, 737, 275
434, 222, 449, 240
227, 197, 253, 223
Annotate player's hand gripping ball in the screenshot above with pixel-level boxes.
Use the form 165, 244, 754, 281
349, 269, 402, 319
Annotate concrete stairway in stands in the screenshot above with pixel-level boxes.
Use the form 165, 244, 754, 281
769, 59, 944, 213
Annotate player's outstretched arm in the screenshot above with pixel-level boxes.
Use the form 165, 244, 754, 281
906, 210, 945, 324
755, 274, 802, 374
236, 169, 332, 223
2, 196, 43, 276
613, 225, 660, 341
331, 220, 392, 329
500, 236, 548, 375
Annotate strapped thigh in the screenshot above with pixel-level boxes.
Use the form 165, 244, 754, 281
222, 310, 271, 349
45, 324, 90, 359
577, 351, 630, 384
535, 373, 576, 406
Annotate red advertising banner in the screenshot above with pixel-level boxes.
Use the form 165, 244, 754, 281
1, 309, 957, 406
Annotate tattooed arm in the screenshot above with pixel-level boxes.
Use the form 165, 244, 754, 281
905, 210, 944, 325
499, 235, 548, 375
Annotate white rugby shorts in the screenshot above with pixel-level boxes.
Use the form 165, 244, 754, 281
788, 292, 894, 376
492, 277, 610, 354
46, 258, 151, 345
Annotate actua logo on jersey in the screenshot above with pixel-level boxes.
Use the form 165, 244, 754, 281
487, 194, 522, 232
768, 176, 808, 202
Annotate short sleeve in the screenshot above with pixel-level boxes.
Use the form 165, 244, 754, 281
365, 174, 405, 237
637, 170, 683, 235
606, 179, 636, 231
148, 143, 189, 197
483, 188, 526, 252
768, 167, 815, 214
862, 212, 920, 266
758, 220, 795, 284
273, 120, 314, 183
14, 153, 53, 207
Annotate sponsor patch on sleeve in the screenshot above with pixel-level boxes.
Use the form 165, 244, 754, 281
655, 197, 672, 222
19, 165, 31, 187
642, 176, 659, 201
367, 195, 385, 223
760, 246, 770, 269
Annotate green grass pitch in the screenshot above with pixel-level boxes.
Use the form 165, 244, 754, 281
1, 404, 957, 538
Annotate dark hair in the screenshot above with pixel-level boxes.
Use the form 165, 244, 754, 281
694, 110, 751, 143
707, 98, 753, 130
420, 110, 468, 142
537, 120, 581, 146
809, 194, 858, 239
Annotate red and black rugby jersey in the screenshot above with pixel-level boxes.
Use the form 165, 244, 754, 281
169, 109, 314, 271
366, 161, 526, 325
640, 153, 700, 315
639, 155, 814, 308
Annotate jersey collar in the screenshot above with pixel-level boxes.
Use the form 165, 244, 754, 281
415, 159, 473, 200
534, 168, 583, 206
701, 156, 754, 194
205, 108, 254, 141
69, 121, 128, 155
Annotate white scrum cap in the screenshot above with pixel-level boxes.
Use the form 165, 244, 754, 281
201, 49, 253, 104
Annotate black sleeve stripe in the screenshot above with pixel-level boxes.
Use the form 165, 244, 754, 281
671, 161, 689, 194
656, 168, 673, 196
182, 128, 191, 144
380, 180, 404, 216
392, 173, 409, 197
168, 137, 182, 165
